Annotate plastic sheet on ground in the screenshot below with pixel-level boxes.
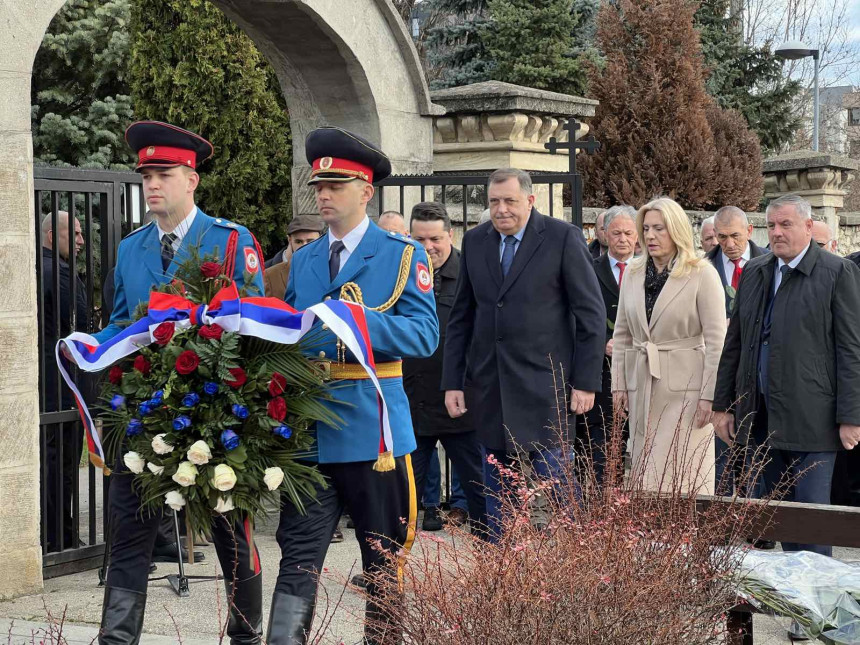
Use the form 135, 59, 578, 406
735, 550, 860, 643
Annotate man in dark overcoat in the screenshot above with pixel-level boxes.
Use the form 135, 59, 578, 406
713, 194, 860, 560
442, 168, 605, 540
404, 202, 486, 532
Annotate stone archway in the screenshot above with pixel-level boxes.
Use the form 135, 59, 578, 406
0, 0, 434, 599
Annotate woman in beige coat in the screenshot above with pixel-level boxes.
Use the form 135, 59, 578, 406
611, 198, 726, 495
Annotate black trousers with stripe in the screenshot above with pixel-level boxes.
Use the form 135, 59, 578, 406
274, 455, 417, 600
105, 458, 261, 593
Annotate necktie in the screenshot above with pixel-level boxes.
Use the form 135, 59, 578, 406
161, 233, 177, 271
617, 262, 626, 287
329, 240, 345, 282
501, 235, 517, 278
730, 258, 743, 289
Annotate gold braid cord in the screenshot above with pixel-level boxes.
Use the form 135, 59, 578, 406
335, 244, 434, 473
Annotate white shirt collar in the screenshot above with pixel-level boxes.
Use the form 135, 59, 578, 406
777, 243, 809, 270
328, 215, 370, 254
156, 205, 198, 246
608, 253, 632, 269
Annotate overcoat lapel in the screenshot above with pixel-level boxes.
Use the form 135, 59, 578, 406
648, 272, 692, 330
595, 254, 619, 297
141, 223, 169, 285
483, 226, 503, 290
309, 238, 332, 291
498, 209, 545, 299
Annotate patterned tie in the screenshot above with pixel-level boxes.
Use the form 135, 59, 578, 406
730, 258, 743, 289
329, 240, 345, 282
501, 235, 517, 278
161, 233, 177, 271
617, 261, 626, 287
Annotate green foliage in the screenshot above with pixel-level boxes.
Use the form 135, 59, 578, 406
426, 0, 495, 89
129, 0, 292, 253
32, 0, 136, 169
695, 0, 801, 153
483, 0, 588, 95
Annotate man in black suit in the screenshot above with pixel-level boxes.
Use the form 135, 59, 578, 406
442, 168, 605, 540
582, 205, 637, 485
588, 210, 608, 258
705, 206, 768, 495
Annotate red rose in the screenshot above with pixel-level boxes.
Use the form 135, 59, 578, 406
175, 350, 200, 375
108, 366, 123, 385
133, 355, 151, 376
267, 397, 287, 421
153, 322, 175, 346
201, 262, 222, 278
225, 367, 247, 389
268, 372, 287, 397
198, 324, 223, 340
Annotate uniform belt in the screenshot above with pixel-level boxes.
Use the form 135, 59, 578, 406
313, 360, 402, 380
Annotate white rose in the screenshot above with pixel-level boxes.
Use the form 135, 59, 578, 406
123, 451, 145, 474
211, 464, 237, 491
263, 466, 285, 491
171, 461, 199, 487
213, 496, 235, 513
147, 462, 165, 476
187, 440, 212, 466
152, 434, 174, 455
165, 490, 186, 511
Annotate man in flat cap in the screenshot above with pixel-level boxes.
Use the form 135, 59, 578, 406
267, 127, 438, 644
89, 121, 266, 644
264, 214, 324, 299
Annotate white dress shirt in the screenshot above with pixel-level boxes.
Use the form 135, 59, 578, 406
774, 244, 809, 292
156, 205, 198, 252
328, 215, 370, 273
721, 244, 751, 284
608, 253, 632, 285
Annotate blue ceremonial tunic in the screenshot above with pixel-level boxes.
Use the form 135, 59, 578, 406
285, 220, 439, 463
93, 209, 264, 343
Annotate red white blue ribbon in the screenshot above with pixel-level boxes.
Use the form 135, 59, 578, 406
57, 284, 393, 471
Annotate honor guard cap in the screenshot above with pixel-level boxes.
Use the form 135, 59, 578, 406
306, 126, 392, 185
125, 121, 214, 172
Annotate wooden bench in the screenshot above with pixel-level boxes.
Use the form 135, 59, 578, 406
698, 497, 860, 644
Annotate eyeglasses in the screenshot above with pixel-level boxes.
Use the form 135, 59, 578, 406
816, 241, 826, 247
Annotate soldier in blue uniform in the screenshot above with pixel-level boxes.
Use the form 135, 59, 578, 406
269, 127, 438, 644
94, 121, 266, 645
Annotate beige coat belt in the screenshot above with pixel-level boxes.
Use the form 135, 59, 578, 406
631, 336, 704, 380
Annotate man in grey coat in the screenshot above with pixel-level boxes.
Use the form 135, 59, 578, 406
713, 194, 860, 561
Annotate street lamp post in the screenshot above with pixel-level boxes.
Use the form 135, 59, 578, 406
776, 40, 820, 151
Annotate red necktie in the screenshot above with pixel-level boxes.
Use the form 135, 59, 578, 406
617, 262, 626, 286
730, 258, 743, 289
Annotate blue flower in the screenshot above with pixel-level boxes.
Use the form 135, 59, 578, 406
203, 382, 219, 396
221, 429, 240, 451
126, 419, 143, 436
182, 392, 200, 408
152, 390, 164, 403
138, 401, 154, 416
109, 394, 126, 411
172, 415, 192, 431
274, 424, 293, 440
231, 404, 250, 420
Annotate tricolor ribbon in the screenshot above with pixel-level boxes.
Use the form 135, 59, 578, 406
56, 283, 395, 472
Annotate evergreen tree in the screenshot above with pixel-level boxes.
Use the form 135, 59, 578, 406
483, 0, 587, 95
581, 0, 762, 211
695, 0, 801, 153
129, 0, 293, 253
31, 0, 136, 169
425, 0, 494, 89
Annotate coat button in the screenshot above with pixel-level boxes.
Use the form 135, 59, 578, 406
324, 296, 332, 301
322, 324, 329, 330
319, 351, 326, 358
497, 301, 504, 308
496, 336, 503, 342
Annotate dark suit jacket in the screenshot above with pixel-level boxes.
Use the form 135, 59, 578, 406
442, 209, 606, 451
713, 241, 860, 451
404, 248, 473, 436
706, 240, 768, 317
588, 238, 604, 259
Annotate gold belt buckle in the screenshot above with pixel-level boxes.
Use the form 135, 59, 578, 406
311, 359, 332, 381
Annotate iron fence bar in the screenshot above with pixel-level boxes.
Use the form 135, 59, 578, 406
34, 167, 144, 184
549, 184, 555, 218
34, 179, 112, 193
378, 187, 385, 214
50, 196, 61, 413
376, 172, 577, 188
461, 185, 468, 239
398, 185, 405, 215
84, 194, 94, 332
420, 185, 426, 202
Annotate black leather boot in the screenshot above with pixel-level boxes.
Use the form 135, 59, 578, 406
265, 592, 314, 645
98, 586, 146, 645
225, 573, 263, 644
364, 597, 401, 645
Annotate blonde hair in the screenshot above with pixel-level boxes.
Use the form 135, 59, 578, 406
631, 197, 703, 278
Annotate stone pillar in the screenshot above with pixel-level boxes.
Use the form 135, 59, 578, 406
429, 81, 597, 218
762, 151, 858, 233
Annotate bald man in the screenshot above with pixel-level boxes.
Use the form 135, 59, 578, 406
812, 220, 838, 254
377, 210, 408, 236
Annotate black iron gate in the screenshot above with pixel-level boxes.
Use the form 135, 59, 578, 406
35, 166, 144, 578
